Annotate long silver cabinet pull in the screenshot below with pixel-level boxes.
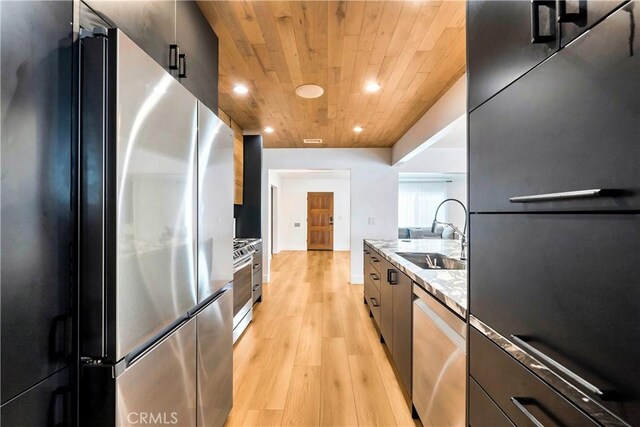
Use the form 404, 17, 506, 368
509, 189, 602, 203
511, 335, 604, 397
510, 397, 545, 427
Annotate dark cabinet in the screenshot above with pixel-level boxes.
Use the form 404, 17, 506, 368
0, 368, 71, 427
467, 0, 558, 111
363, 245, 382, 330
1, 0, 73, 407
380, 258, 394, 349
176, 1, 219, 113
391, 269, 412, 396
469, 1, 640, 213
559, 0, 627, 46
381, 258, 413, 396
235, 135, 263, 238
81, 0, 219, 112
469, 379, 514, 427
470, 328, 598, 426
470, 213, 640, 424
83, 0, 176, 69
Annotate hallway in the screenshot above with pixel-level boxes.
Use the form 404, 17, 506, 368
226, 251, 419, 426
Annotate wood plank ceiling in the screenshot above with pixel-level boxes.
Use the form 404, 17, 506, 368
198, 0, 466, 148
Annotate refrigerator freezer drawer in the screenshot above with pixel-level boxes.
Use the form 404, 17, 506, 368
81, 317, 197, 427
197, 287, 233, 426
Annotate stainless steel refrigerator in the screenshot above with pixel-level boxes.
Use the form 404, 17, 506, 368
79, 28, 233, 426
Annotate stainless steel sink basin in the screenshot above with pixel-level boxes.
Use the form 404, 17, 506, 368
396, 252, 466, 270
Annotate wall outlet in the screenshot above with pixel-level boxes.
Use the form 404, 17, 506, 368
368, 217, 376, 225
294, 222, 301, 227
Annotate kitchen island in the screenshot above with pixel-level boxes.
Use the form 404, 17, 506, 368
364, 239, 467, 318
363, 238, 468, 426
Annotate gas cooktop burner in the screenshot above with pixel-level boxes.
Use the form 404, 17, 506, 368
233, 238, 262, 261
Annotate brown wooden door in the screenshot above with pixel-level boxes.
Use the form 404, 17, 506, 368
307, 192, 333, 251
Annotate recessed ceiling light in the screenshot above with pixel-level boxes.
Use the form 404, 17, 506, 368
233, 84, 249, 95
365, 82, 381, 93
295, 84, 324, 99
264, 126, 274, 133
353, 126, 364, 133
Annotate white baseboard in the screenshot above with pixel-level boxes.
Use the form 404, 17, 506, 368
350, 274, 364, 285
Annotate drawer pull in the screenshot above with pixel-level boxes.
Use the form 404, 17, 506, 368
370, 297, 379, 307
371, 257, 380, 263
370, 273, 380, 281
511, 335, 604, 397
557, 0, 584, 23
510, 397, 545, 427
387, 269, 398, 285
364, 250, 370, 254
530, 0, 556, 44
509, 189, 602, 203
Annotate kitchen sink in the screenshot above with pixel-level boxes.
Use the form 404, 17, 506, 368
396, 252, 466, 270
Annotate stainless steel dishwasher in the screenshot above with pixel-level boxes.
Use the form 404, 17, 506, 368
412, 284, 466, 427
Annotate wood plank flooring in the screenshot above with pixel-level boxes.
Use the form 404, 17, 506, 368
227, 251, 420, 427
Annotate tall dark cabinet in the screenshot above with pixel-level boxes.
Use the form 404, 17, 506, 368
235, 135, 263, 238
82, 0, 219, 113
1, 1, 74, 425
468, 1, 640, 426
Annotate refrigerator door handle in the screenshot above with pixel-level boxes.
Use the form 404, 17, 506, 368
80, 34, 110, 358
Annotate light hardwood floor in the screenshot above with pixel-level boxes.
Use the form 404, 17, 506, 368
226, 251, 420, 427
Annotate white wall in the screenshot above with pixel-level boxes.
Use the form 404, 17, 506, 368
267, 170, 283, 261
263, 148, 398, 284
445, 175, 468, 231
396, 147, 466, 174
278, 176, 350, 251
392, 75, 467, 165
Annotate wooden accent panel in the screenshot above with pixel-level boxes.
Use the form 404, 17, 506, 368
220, 108, 245, 205
198, 0, 466, 148
307, 192, 334, 251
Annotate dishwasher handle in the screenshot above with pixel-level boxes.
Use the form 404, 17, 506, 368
414, 297, 465, 351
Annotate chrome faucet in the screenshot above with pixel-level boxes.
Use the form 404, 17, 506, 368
431, 198, 468, 260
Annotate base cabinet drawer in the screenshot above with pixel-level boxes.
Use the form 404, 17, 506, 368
470, 328, 598, 427
369, 251, 382, 274
470, 213, 640, 423
469, 378, 514, 427
365, 277, 381, 330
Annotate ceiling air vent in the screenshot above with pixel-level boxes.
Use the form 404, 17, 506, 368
303, 138, 323, 144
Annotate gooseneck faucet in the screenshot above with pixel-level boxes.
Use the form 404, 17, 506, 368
431, 198, 468, 260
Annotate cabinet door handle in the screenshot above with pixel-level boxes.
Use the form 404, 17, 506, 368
510, 189, 602, 203
178, 53, 187, 78
50, 314, 72, 359
370, 297, 379, 307
511, 335, 604, 397
370, 273, 379, 281
531, 0, 556, 43
169, 44, 179, 70
387, 269, 398, 285
364, 250, 370, 255
556, 0, 584, 23
371, 256, 379, 263
510, 397, 545, 427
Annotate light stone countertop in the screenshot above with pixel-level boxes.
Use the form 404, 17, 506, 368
364, 239, 467, 319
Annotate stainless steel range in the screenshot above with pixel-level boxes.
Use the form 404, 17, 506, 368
232, 238, 262, 343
